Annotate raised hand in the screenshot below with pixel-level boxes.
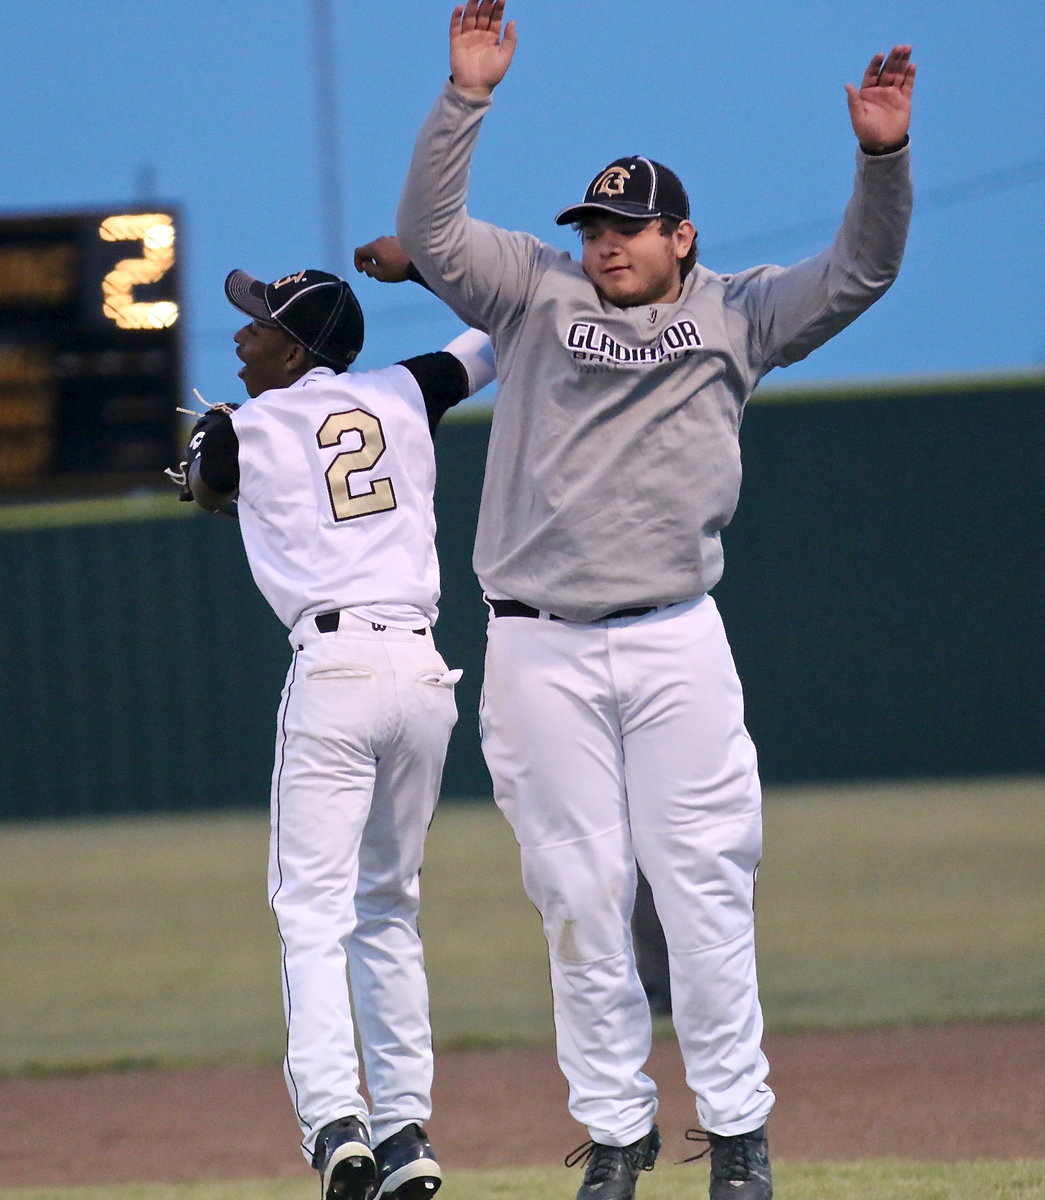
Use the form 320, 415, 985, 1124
354, 236, 412, 284
449, 0, 517, 98
845, 45, 916, 151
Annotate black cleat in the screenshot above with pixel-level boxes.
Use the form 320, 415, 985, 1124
684, 1123, 773, 1200
313, 1116, 377, 1200
373, 1123, 442, 1200
565, 1125, 660, 1200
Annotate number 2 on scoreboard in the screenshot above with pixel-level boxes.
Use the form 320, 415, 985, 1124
98, 213, 179, 331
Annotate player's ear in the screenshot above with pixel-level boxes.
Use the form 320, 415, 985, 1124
284, 340, 311, 378
672, 220, 697, 262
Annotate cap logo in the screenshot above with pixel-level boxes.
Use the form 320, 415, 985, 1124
273, 269, 308, 290
592, 167, 631, 198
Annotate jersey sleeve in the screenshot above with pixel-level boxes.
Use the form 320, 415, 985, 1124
440, 327, 496, 394
397, 83, 557, 335
401, 351, 470, 432
401, 330, 496, 431
732, 144, 912, 373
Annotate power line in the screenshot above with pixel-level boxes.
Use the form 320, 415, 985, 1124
707, 153, 1045, 259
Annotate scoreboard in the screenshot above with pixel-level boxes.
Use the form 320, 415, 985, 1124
0, 209, 183, 497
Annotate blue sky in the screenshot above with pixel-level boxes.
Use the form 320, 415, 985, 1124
3, 1, 1043, 406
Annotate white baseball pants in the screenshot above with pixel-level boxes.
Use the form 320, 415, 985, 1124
268, 612, 459, 1159
480, 595, 774, 1143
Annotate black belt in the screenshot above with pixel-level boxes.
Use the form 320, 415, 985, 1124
487, 598, 659, 623
315, 611, 426, 636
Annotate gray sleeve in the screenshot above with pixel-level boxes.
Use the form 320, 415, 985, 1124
729, 144, 913, 373
396, 82, 555, 334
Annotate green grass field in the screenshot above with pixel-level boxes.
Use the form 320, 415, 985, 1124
1, 777, 1041, 1076
1, 778, 1042, 1199
3, 1161, 1044, 1200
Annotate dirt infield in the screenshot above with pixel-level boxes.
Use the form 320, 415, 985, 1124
1, 1022, 1042, 1189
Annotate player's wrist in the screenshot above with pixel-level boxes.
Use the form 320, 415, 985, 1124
859, 133, 909, 156
449, 78, 494, 101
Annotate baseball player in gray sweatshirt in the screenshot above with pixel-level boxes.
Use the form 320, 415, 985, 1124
395, 5, 914, 1198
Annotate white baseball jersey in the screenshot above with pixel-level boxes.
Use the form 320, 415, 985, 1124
192, 329, 495, 1163
232, 364, 441, 631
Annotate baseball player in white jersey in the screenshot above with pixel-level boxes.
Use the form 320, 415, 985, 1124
395, 5, 914, 1199
183, 265, 495, 1200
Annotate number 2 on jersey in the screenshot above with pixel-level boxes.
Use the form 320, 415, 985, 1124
317, 409, 397, 522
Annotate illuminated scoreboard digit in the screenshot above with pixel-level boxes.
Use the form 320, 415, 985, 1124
0, 208, 183, 496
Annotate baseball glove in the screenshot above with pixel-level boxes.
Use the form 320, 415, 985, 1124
165, 400, 240, 501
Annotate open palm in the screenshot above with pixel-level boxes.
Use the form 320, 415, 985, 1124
845, 45, 916, 151
450, 0, 517, 95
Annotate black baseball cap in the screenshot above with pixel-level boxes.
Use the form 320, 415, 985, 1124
555, 156, 690, 226
225, 268, 364, 371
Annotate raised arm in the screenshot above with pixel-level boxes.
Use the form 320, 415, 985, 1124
730, 46, 915, 373
845, 45, 916, 152
449, 0, 517, 100
397, 1, 552, 336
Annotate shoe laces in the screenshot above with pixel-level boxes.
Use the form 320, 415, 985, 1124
565, 1139, 657, 1182
680, 1128, 758, 1181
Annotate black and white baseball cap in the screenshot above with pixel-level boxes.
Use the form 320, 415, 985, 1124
225, 268, 364, 370
555, 156, 690, 226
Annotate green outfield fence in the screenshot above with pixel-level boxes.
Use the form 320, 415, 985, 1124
1, 371, 1042, 820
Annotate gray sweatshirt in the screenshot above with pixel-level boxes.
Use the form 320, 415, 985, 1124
398, 84, 912, 623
